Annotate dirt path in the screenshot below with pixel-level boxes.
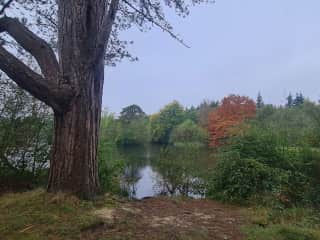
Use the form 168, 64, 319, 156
85, 197, 246, 240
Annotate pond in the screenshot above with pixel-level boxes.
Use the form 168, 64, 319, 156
118, 144, 216, 199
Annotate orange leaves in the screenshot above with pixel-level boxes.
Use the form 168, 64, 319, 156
208, 95, 256, 147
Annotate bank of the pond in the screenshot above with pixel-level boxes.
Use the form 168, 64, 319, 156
0, 189, 244, 240
1, 189, 319, 240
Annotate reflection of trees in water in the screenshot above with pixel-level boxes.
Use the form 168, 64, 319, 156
119, 144, 213, 198
155, 175, 205, 197
119, 145, 154, 198
121, 165, 141, 197
152, 146, 208, 197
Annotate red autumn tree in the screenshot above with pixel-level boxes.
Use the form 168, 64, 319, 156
208, 95, 256, 147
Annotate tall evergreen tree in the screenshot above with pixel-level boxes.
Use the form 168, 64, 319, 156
256, 92, 264, 109
286, 93, 293, 108
293, 93, 305, 107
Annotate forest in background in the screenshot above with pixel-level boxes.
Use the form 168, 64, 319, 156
1, 73, 320, 207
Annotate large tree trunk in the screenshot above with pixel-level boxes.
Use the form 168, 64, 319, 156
47, 0, 115, 199
47, 61, 104, 199
0, 0, 118, 199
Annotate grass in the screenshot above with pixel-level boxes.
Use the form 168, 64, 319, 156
0, 189, 117, 240
244, 206, 320, 240
2, 189, 320, 240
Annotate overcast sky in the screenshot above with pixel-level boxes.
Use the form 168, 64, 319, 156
103, 0, 320, 115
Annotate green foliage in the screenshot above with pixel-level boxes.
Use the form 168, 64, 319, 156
245, 207, 320, 240
302, 101, 320, 147
207, 152, 285, 202
210, 113, 320, 205
0, 78, 52, 191
284, 148, 320, 205
255, 102, 320, 147
119, 104, 146, 123
184, 106, 198, 123
254, 103, 320, 205
170, 119, 207, 146
150, 101, 185, 144
228, 125, 281, 166
98, 111, 124, 194
117, 105, 150, 146
256, 104, 277, 122
117, 118, 150, 146
266, 107, 316, 147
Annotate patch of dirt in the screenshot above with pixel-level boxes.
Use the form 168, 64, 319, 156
85, 197, 246, 240
94, 208, 116, 221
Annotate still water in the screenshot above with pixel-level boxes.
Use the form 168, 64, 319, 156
119, 145, 215, 199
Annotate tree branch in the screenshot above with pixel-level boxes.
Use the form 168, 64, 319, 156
122, 0, 190, 48
0, 45, 73, 113
0, 0, 14, 15
0, 16, 59, 81
96, 0, 120, 62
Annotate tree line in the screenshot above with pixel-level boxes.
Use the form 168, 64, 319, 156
2, 74, 320, 202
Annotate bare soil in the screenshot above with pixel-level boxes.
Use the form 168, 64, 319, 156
83, 197, 246, 240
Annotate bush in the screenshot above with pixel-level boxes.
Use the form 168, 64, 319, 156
228, 124, 285, 168
221, 123, 320, 205
0, 78, 53, 192
282, 148, 320, 206
98, 112, 124, 194
98, 142, 124, 195
207, 153, 286, 202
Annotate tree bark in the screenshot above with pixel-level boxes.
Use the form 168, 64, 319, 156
48, 61, 104, 199
47, 0, 114, 199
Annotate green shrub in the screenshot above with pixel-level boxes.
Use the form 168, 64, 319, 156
279, 147, 320, 206
224, 122, 320, 206
98, 143, 124, 195
98, 112, 124, 194
0, 78, 53, 192
207, 153, 286, 202
228, 125, 289, 168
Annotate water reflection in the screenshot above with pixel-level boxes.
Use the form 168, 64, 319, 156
119, 144, 215, 199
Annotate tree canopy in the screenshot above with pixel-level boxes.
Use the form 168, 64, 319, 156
150, 101, 185, 144
208, 95, 256, 147
119, 104, 146, 123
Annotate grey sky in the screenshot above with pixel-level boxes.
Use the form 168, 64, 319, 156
103, 0, 320, 115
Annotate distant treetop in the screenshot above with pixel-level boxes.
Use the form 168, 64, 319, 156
119, 104, 146, 123
256, 92, 264, 109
